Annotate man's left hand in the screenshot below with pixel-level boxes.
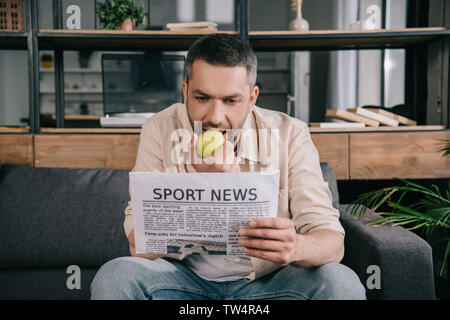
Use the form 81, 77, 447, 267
238, 217, 299, 266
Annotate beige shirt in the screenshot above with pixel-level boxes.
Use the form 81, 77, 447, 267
124, 103, 345, 281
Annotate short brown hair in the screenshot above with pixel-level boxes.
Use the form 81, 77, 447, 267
185, 34, 257, 87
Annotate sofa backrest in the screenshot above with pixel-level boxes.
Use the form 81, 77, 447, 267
0, 162, 339, 269
320, 162, 339, 210
0, 164, 130, 269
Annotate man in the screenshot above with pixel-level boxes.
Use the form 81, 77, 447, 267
91, 34, 366, 300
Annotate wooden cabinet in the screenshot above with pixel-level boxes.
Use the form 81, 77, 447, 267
0, 134, 34, 166
349, 131, 450, 180
311, 134, 349, 180
2, 131, 450, 180
34, 134, 139, 169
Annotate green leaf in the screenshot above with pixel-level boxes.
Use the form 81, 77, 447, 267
440, 238, 450, 277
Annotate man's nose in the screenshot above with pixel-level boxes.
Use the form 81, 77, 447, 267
205, 99, 225, 125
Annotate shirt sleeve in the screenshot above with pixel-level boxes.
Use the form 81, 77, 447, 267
288, 120, 345, 235
124, 120, 165, 238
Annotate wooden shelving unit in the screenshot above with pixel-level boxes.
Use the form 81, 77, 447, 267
309, 125, 446, 133
33, 27, 449, 51
37, 29, 237, 50
40, 128, 141, 134
0, 126, 30, 133
249, 27, 449, 50
1, 0, 450, 180
0, 30, 28, 49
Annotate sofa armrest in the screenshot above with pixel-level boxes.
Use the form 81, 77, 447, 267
339, 204, 436, 300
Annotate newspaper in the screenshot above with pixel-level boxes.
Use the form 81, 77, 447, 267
129, 171, 280, 256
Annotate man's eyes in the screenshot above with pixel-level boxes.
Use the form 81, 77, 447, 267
195, 96, 209, 102
224, 98, 239, 104
194, 96, 240, 104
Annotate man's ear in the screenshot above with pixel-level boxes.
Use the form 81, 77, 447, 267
182, 80, 188, 104
249, 85, 259, 112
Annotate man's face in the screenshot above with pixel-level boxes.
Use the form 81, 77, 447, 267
182, 59, 259, 136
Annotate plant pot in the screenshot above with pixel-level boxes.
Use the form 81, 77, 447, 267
120, 19, 136, 31
41, 60, 52, 68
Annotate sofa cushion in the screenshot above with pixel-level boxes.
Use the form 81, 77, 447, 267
320, 162, 339, 210
0, 267, 98, 300
0, 164, 130, 269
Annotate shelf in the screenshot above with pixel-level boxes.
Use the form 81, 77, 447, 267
0, 126, 30, 133
40, 68, 102, 73
40, 128, 140, 134
5, 28, 447, 51
37, 29, 237, 51
249, 28, 450, 51
0, 30, 28, 49
40, 89, 103, 94
35, 125, 448, 134
309, 125, 446, 133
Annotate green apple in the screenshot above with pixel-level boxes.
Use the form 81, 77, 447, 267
196, 130, 226, 158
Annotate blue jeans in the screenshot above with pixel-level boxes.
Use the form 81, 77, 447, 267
90, 257, 366, 300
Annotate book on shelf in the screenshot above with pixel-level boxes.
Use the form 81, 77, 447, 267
347, 107, 399, 127
166, 21, 218, 31
310, 122, 366, 128
0, 126, 30, 132
364, 108, 417, 126
167, 27, 217, 32
325, 109, 380, 127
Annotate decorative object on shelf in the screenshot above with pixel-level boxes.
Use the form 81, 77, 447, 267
80, 102, 89, 115
364, 107, 417, 126
310, 122, 366, 129
350, 4, 382, 30
0, 0, 23, 31
96, 0, 146, 31
289, 0, 309, 31
347, 107, 399, 127
40, 54, 53, 69
325, 109, 380, 127
166, 21, 218, 32
78, 50, 93, 68
325, 107, 418, 129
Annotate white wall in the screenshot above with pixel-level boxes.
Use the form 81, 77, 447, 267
0, 51, 29, 126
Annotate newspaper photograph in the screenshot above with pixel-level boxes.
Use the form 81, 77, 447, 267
129, 171, 280, 256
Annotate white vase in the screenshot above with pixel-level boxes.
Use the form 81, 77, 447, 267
289, 0, 309, 31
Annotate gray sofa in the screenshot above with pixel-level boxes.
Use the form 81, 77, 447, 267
0, 163, 436, 300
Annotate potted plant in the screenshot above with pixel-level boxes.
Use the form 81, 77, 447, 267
96, 0, 146, 31
348, 139, 450, 296
41, 54, 53, 68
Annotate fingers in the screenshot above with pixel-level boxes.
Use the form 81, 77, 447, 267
190, 133, 202, 164
238, 237, 292, 252
237, 217, 297, 265
248, 217, 295, 230
239, 225, 295, 242
241, 247, 292, 266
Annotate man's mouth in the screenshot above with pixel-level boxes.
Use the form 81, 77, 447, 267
202, 128, 227, 135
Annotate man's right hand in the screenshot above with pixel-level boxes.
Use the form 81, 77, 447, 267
127, 230, 164, 260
